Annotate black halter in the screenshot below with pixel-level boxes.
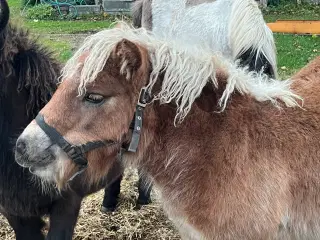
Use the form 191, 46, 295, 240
35, 87, 151, 181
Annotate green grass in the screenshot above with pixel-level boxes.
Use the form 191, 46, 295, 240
39, 38, 73, 62
274, 34, 319, 78
25, 19, 113, 34
8, 0, 20, 8
263, 3, 320, 22
8, 0, 115, 34
7, 0, 320, 74
262, 2, 320, 78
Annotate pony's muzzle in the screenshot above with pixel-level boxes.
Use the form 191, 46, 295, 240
15, 138, 30, 167
15, 122, 56, 168
15, 139, 27, 156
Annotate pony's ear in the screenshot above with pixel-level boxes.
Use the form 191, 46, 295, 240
112, 39, 142, 80
195, 82, 218, 112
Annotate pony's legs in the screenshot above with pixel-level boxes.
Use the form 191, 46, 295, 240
3, 213, 45, 240
46, 194, 82, 240
137, 172, 152, 206
101, 175, 123, 212
100, 164, 152, 212
101, 171, 152, 212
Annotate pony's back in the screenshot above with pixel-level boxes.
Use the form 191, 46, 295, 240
132, 0, 277, 77
292, 56, 320, 81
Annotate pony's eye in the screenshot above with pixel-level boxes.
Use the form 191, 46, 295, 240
84, 93, 105, 104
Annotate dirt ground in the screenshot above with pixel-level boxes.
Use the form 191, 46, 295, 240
44, 33, 90, 51
0, 34, 180, 239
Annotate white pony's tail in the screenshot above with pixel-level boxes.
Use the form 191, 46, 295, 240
228, 0, 277, 77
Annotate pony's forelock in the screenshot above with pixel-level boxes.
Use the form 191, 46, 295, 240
61, 25, 155, 96
61, 23, 301, 124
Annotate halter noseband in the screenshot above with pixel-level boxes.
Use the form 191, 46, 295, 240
35, 114, 118, 180
35, 87, 151, 181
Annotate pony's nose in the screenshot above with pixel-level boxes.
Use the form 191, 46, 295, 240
16, 139, 27, 155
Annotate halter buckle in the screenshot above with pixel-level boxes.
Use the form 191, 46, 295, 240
66, 145, 88, 167
137, 87, 150, 108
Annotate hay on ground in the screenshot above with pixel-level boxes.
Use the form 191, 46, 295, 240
0, 169, 180, 240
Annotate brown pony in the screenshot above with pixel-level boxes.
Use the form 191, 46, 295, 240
15, 25, 320, 239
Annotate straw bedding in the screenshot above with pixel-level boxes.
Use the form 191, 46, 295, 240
0, 169, 180, 240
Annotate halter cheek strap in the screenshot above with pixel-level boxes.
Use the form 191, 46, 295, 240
127, 87, 150, 152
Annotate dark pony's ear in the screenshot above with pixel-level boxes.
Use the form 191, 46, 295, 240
112, 39, 142, 80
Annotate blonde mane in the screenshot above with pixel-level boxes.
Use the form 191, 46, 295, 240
61, 24, 301, 123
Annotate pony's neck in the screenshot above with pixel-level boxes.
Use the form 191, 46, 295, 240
130, 83, 228, 191
129, 72, 227, 167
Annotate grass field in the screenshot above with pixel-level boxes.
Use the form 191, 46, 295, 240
8, 0, 320, 77
8, 0, 116, 62
263, 2, 320, 22
9, 0, 115, 33
275, 34, 319, 77
262, 3, 319, 77
39, 37, 74, 62
1, 1, 320, 239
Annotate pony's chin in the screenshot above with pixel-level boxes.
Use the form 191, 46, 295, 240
28, 163, 57, 183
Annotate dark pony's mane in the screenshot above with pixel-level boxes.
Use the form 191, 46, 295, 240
0, 1, 59, 117
0, 0, 61, 215
0, 27, 59, 116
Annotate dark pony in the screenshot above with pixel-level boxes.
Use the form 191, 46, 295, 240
0, 1, 130, 239
0, 0, 81, 239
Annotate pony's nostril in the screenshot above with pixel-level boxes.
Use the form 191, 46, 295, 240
16, 140, 27, 155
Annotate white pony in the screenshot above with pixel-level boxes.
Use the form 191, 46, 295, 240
132, 0, 277, 77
